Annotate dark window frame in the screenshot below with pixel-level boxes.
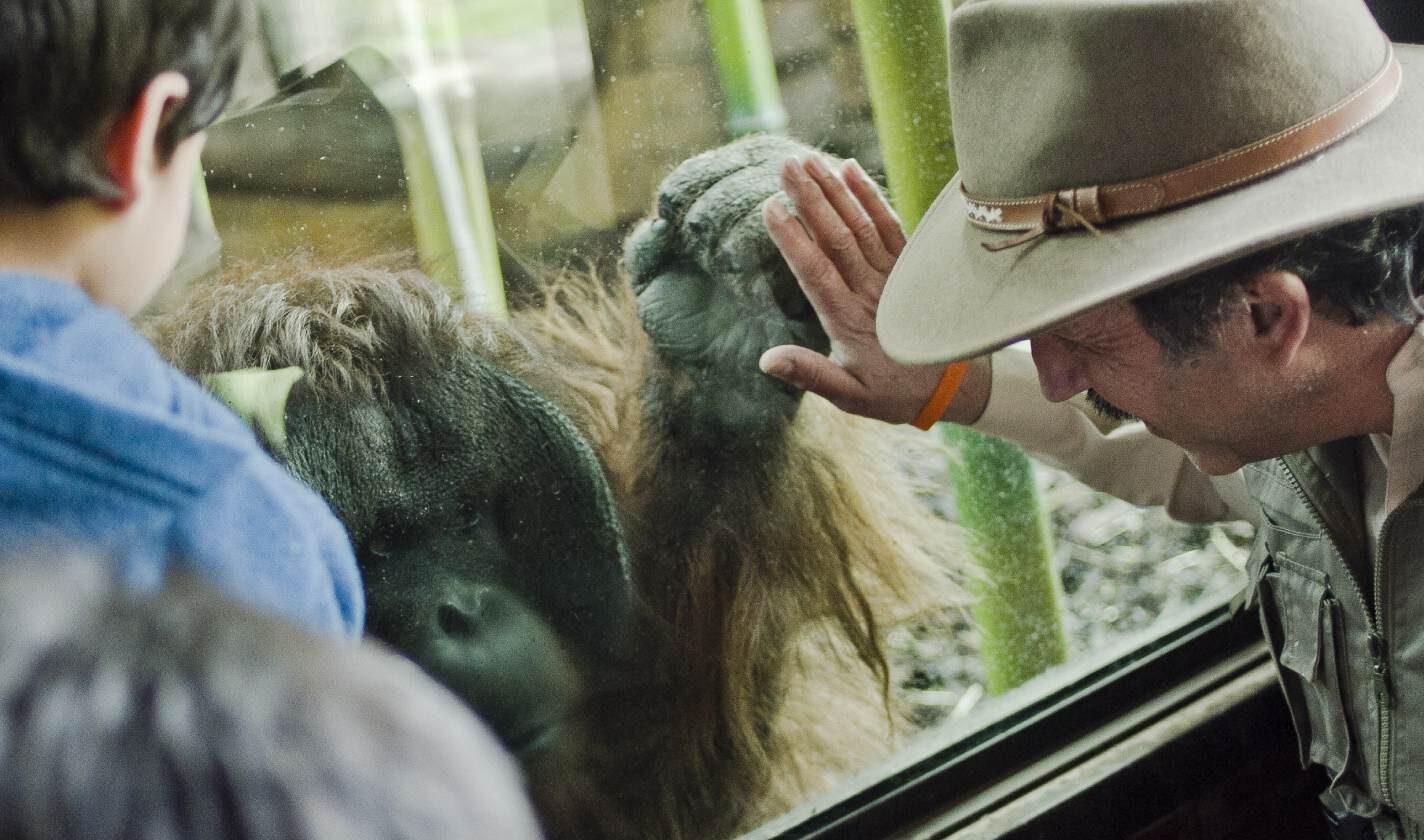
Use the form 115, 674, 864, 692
755, 604, 1266, 839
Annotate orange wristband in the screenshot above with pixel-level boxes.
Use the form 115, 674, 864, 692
911, 362, 969, 431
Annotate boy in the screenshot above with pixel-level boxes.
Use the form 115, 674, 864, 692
0, 1, 362, 636
0, 557, 542, 840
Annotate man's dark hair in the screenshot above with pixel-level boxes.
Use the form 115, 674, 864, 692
0, 0, 248, 205
1133, 204, 1424, 359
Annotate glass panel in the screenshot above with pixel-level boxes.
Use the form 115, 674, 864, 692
181, 2, 1250, 838
889, 461, 1250, 732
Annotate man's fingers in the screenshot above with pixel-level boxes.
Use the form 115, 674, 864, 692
779, 158, 878, 294
762, 197, 860, 337
802, 155, 897, 275
759, 344, 868, 412
842, 159, 907, 258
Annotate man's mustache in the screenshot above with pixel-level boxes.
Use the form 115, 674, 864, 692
1086, 389, 1138, 423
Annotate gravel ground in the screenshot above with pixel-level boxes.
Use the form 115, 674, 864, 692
889, 461, 1252, 730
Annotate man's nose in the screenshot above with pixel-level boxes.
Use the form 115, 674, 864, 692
1029, 336, 1089, 402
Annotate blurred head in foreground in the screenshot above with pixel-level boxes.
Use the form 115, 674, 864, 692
0, 556, 545, 840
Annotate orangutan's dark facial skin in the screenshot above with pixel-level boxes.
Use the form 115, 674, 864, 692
277, 356, 634, 757
358, 513, 580, 754
145, 269, 651, 838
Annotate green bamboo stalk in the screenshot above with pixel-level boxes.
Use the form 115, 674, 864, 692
392, 0, 507, 316
250, 1, 506, 315
442, 97, 509, 316
849, 0, 1066, 692
846, 0, 954, 229
346, 44, 508, 317
943, 426, 1067, 693
191, 158, 214, 228
703, 0, 788, 136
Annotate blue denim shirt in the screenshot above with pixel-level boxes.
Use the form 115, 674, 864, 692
0, 274, 364, 637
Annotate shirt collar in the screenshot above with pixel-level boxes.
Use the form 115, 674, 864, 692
1375, 318, 1424, 513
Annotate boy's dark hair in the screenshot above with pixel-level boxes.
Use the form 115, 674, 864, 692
1132, 204, 1424, 359
0, 557, 545, 840
0, 0, 247, 205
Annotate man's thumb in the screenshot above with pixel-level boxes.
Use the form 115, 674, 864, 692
759, 345, 861, 409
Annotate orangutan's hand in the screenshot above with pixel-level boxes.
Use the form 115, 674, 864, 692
623, 135, 835, 443
759, 155, 973, 425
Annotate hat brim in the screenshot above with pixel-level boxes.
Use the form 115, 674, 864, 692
878, 43, 1424, 365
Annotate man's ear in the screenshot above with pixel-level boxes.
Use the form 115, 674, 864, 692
1241, 269, 1311, 367
102, 71, 191, 209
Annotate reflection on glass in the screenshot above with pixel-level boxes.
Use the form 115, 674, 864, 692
184, 1, 1251, 838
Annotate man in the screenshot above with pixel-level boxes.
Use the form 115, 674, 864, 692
0, 1, 363, 636
756, 0, 1424, 836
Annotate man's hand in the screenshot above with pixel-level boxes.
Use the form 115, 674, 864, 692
759, 156, 988, 425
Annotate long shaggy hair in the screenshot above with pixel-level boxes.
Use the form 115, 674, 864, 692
147, 258, 964, 839
151, 256, 565, 405
516, 270, 964, 833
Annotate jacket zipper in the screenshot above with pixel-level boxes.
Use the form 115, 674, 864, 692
1372, 514, 1396, 808
1278, 458, 1394, 808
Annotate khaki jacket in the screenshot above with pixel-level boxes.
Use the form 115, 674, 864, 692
974, 347, 1423, 837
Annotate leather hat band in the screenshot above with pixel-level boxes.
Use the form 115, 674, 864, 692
962, 42, 1403, 252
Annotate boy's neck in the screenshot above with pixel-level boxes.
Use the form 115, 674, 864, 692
0, 202, 106, 292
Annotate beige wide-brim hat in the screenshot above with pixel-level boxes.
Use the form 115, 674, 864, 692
877, 0, 1424, 365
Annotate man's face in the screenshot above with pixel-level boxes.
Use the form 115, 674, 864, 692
1027, 300, 1289, 475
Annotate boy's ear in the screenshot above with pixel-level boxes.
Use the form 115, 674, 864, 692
103, 71, 191, 209
1241, 269, 1312, 368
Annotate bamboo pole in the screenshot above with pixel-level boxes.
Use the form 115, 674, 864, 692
846, 0, 953, 229
943, 426, 1067, 693
848, 0, 1067, 692
253, 0, 507, 315
392, 0, 507, 315
703, 0, 788, 136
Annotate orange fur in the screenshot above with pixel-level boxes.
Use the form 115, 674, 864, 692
149, 258, 964, 839
515, 270, 965, 836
